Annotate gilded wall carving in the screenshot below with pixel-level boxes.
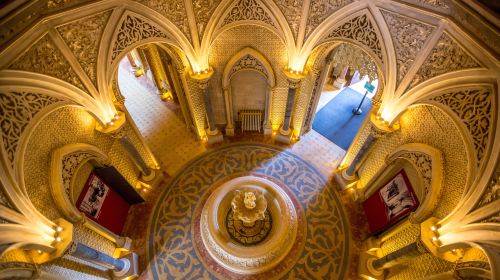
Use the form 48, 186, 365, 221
228, 54, 269, 79
381, 10, 435, 86
398, 152, 432, 195
409, 33, 481, 89
432, 87, 493, 165
137, 0, 191, 42
0, 91, 63, 168
57, 10, 112, 87
222, 0, 276, 28
8, 35, 86, 92
111, 14, 171, 63
475, 158, 499, 210
273, 0, 302, 39
193, 0, 222, 38
305, 0, 353, 39
61, 152, 96, 199
330, 43, 378, 80
321, 14, 383, 62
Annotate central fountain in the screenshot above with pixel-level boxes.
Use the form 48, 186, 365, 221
198, 176, 300, 274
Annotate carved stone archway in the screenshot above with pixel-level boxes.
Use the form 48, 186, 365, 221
222, 47, 276, 135
361, 143, 444, 224
50, 143, 130, 249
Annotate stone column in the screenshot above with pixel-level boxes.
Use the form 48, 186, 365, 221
333, 66, 348, 89
136, 47, 149, 72
276, 70, 304, 144
334, 114, 399, 189
126, 50, 144, 77
263, 86, 273, 135
190, 69, 223, 144
142, 45, 172, 101
372, 240, 427, 271
67, 242, 138, 279
303, 55, 334, 134
174, 67, 196, 130
223, 87, 235, 136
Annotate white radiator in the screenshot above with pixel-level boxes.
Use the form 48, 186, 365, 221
240, 110, 262, 132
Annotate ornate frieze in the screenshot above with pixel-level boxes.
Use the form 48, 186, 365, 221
0, 91, 63, 168
409, 33, 481, 89
381, 10, 435, 87
57, 10, 112, 87
305, 0, 353, 39
228, 54, 269, 79
398, 152, 433, 195
321, 14, 383, 62
8, 35, 86, 92
193, 0, 223, 39
273, 0, 302, 39
222, 0, 276, 28
61, 152, 96, 199
111, 14, 171, 62
432, 87, 493, 165
137, 0, 191, 43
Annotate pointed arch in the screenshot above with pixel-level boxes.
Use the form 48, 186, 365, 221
222, 47, 275, 88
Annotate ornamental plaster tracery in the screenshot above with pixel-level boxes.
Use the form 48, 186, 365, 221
8, 35, 86, 92
0, 91, 63, 168
305, 0, 353, 39
409, 33, 481, 89
137, 0, 191, 42
193, 0, 223, 38
432, 87, 493, 165
228, 54, 269, 79
273, 0, 302, 39
111, 14, 172, 63
381, 10, 435, 87
321, 14, 383, 62
398, 152, 433, 195
56, 10, 112, 87
61, 152, 97, 200
222, 0, 277, 28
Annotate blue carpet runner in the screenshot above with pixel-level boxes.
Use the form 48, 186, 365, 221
312, 87, 372, 150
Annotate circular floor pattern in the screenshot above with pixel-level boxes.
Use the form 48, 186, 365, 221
148, 143, 350, 279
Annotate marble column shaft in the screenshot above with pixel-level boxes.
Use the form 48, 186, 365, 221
142, 45, 168, 95
372, 240, 426, 270
345, 133, 376, 177
119, 135, 152, 177
202, 82, 217, 133
70, 243, 126, 271
282, 79, 300, 133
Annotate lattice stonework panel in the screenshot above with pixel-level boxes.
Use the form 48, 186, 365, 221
0, 91, 63, 168
431, 87, 493, 166
137, 0, 192, 43
359, 105, 468, 219
111, 14, 171, 63
221, 0, 277, 28
381, 10, 435, 87
305, 0, 353, 39
208, 25, 288, 126
321, 14, 383, 62
408, 33, 481, 89
8, 35, 87, 92
57, 10, 112, 88
193, 0, 223, 39
273, 0, 302, 39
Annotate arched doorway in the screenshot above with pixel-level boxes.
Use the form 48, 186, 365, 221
304, 42, 382, 151
115, 43, 203, 172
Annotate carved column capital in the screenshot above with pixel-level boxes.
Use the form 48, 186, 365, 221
190, 67, 214, 90
369, 112, 400, 138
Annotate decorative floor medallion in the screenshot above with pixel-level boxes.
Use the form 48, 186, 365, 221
147, 144, 350, 279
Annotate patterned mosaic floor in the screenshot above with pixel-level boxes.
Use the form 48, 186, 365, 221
146, 143, 351, 279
